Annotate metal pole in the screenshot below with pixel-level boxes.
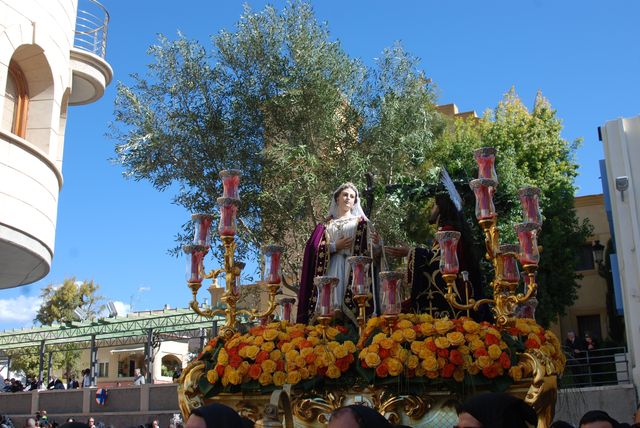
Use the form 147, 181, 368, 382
212, 320, 218, 337
38, 340, 45, 384
46, 352, 53, 385
145, 328, 153, 384
90, 334, 97, 387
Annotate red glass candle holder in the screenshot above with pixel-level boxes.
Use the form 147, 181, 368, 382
469, 178, 497, 220
347, 256, 372, 296
314, 276, 339, 317
183, 244, 207, 284
498, 244, 520, 283
515, 223, 541, 266
219, 169, 242, 200
519, 186, 542, 225
473, 147, 498, 183
192, 214, 214, 247
217, 197, 239, 236
435, 230, 461, 275
379, 271, 403, 315
279, 297, 296, 323
262, 244, 284, 284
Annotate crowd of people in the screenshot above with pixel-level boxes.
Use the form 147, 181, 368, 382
0, 412, 167, 428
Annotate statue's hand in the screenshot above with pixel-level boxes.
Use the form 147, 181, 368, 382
335, 236, 353, 250
384, 246, 410, 257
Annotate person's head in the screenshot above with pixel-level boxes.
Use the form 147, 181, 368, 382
186, 404, 243, 428
567, 331, 576, 341
328, 405, 392, 428
456, 392, 537, 428
87, 418, 94, 426
332, 183, 358, 216
579, 410, 619, 428
134, 368, 141, 376
25, 418, 37, 428
152, 421, 159, 428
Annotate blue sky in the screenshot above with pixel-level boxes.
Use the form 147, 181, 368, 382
1, 0, 639, 330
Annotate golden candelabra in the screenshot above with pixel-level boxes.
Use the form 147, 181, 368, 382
184, 170, 283, 340
441, 148, 543, 328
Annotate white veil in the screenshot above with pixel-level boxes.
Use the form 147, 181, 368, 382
327, 182, 369, 221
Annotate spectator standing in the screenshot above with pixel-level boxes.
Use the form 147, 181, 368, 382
133, 369, 145, 385
82, 369, 91, 388
67, 376, 79, 389
579, 410, 619, 428
584, 333, 597, 352
87, 418, 95, 428
24, 418, 37, 428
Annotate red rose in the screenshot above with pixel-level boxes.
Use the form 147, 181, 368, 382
437, 348, 449, 359
499, 352, 511, 369
524, 338, 540, 349
317, 366, 328, 377
441, 363, 456, 378
449, 350, 464, 366
248, 364, 262, 380
473, 348, 488, 358
227, 346, 239, 356
482, 364, 500, 379
255, 350, 270, 364
425, 340, 437, 352
249, 326, 265, 336
485, 333, 500, 346
305, 353, 316, 364
229, 354, 243, 368
276, 360, 285, 371
508, 327, 519, 336
375, 363, 389, 378
379, 348, 391, 359
337, 325, 348, 334
336, 356, 351, 372
298, 340, 313, 349
216, 364, 225, 377
290, 330, 305, 338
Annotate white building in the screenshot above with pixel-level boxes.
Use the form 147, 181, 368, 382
0, 0, 112, 288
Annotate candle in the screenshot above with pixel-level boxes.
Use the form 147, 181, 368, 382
217, 198, 238, 236
314, 276, 338, 317
473, 147, 498, 182
192, 214, 214, 246
347, 256, 372, 296
269, 251, 281, 284
470, 178, 497, 220
220, 169, 241, 199
498, 244, 520, 283
262, 245, 284, 284
515, 223, 540, 266
183, 245, 206, 283
519, 187, 542, 225
435, 230, 461, 275
379, 271, 403, 315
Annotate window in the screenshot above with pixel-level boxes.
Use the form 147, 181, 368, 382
575, 244, 595, 271
98, 362, 109, 378
2, 62, 28, 137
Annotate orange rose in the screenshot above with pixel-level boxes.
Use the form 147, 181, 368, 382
375, 363, 389, 377
255, 350, 270, 364
449, 349, 464, 366
425, 339, 437, 352
499, 352, 511, 369
453, 367, 465, 382
524, 338, 540, 349
441, 363, 455, 378
248, 364, 262, 380
484, 333, 500, 346
482, 363, 500, 379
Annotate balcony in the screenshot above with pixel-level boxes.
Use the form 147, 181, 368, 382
69, 0, 113, 105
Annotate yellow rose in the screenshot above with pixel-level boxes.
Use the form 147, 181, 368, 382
367, 317, 380, 329
364, 352, 382, 367
426, 370, 439, 379
206, 369, 218, 384
261, 359, 276, 374
509, 366, 523, 381
463, 320, 480, 333
447, 331, 465, 346
486, 327, 501, 338
453, 367, 465, 383
226, 337, 241, 349
458, 345, 470, 355
397, 319, 413, 329
299, 367, 310, 380
407, 355, 419, 370
227, 369, 242, 385
217, 349, 229, 365
244, 345, 260, 359
344, 341, 356, 353
419, 322, 435, 336
396, 348, 409, 362
391, 330, 405, 342
434, 337, 450, 349
285, 349, 299, 362
515, 320, 532, 334
415, 367, 426, 377
419, 348, 435, 360
308, 336, 321, 346
258, 372, 273, 386
421, 356, 438, 371
269, 349, 282, 361
326, 364, 341, 379
332, 345, 348, 359
488, 344, 502, 360
253, 336, 265, 346
238, 361, 250, 376
402, 328, 417, 341
372, 333, 387, 344
527, 333, 541, 344
469, 339, 485, 351
387, 357, 403, 376
273, 371, 286, 386
476, 355, 492, 369
325, 327, 339, 340
280, 342, 293, 353
468, 364, 480, 375
437, 357, 446, 369
295, 356, 306, 368
368, 343, 380, 353
418, 314, 434, 323
411, 340, 424, 355
380, 338, 395, 350
434, 318, 454, 334
286, 371, 302, 385
261, 341, 275, 352
290, 337, 304, 348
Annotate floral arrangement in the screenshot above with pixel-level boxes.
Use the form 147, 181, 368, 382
196, 316, 565, 397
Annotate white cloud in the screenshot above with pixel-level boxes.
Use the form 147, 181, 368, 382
112, 300, 130, 317
0, 295, 42, 324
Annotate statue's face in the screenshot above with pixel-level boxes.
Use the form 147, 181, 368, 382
336, 187, 356, 213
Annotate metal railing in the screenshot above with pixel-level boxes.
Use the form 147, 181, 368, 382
559, 346, 630, 389
74, 0, 109, 58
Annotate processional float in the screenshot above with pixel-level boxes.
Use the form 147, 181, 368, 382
178, 149, 565, 428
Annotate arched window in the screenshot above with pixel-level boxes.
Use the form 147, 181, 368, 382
2, 61, 28, 137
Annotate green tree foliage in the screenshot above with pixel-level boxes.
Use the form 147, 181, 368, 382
9, 278, 103, 379
110, 1, 442, 288
424, 89, 592, 326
